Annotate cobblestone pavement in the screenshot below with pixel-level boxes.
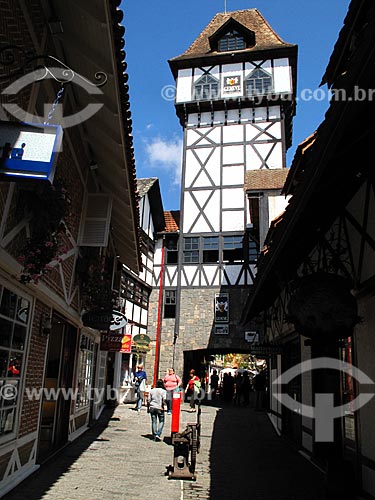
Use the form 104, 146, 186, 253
5, 401, 329, 500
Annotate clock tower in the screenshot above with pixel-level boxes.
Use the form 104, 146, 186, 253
151, 9, 297, 378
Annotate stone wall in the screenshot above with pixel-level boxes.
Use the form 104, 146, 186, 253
148, 286, 257, 382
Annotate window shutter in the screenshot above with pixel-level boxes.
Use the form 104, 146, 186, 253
79, 193, 112, 247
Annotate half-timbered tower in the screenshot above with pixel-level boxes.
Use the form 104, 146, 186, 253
149, 10, 297, 380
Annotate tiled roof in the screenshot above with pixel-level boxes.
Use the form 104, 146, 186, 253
244, 169, 289, 191
171, 9, 294, 61
110, 0, 142, 271
164, 211, 180, 232
137, 178, 158, 198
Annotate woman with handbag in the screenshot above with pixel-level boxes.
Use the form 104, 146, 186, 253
163, 368, 182, 414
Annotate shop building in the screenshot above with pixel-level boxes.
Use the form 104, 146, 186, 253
242, 1, 375, 497
0, 0, 140, 494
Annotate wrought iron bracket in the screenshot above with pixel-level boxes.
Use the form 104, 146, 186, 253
0, 44, 107, 87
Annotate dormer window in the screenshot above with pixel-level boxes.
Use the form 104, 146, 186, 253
218, 30, 246, 52
246, 68, 273, 96
194, 74, 219, 101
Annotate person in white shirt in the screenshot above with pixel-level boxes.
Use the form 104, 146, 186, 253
147, 379, 167, 441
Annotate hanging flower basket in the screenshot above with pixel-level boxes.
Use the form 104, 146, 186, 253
287, 273, 360, 339
17, 180, 71, 284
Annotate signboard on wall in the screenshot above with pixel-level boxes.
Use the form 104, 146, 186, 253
214, 325, 229, 335
215, 293, 229, 323
221, 74, 243, 98
0, 121, 62, 182
132, 333, 151, 352
100, 330, 125, 351
120, 332, 132, 354
250, 343, 283, 357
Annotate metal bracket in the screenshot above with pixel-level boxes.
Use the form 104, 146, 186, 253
0, 44, 107, 87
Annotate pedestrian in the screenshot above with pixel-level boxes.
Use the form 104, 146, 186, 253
185, 369, 201, 412
210, 369, 219, 400
133, 364, 147, 412
254, 368, 267, 411
242, 371, 251, 407
147, 379, 167, 441
163, 367, 182, 414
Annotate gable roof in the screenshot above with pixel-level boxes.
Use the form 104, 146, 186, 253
137, 177, 158, 198
136, 178, 165, 232
170, 9, 295, 62
163, 211, 180, 233
245, 169, 289, 191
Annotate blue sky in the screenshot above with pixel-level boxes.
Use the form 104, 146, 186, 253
121, 0, 351, 210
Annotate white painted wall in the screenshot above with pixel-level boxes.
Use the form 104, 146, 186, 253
268, 193, 290, 222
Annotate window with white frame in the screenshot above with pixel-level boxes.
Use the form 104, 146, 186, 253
246, 68, 273, 96
75, 334, 95, 411
218, 30, 246, 52
194, 75, 219, 101
0, 285, 30, 437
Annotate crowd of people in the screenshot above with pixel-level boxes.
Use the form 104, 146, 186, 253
128, 363, 268, 441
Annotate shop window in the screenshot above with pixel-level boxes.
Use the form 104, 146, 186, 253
0, 286, 30, 438
194, 75, 219, 101
246, 68, 273, 96
75, 334, 95, 411
164, 290, 176, 318
183, 237, 199, 263
203, 237, 219, 263
223, 235, 244, 263
218, 30, 246, 52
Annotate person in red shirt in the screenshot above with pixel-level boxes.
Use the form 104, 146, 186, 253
185, 369, 200, 412
163, 368, 182, 415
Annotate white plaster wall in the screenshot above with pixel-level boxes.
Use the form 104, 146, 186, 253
223, 145, 244, 164
222, 165, 244, 185
153, 242, 163, 266
223, 125, 244, 143
222, 188, 245, 209
273, 58, 292, 94
268, 193, 289, 222
176, 68, 192, 103
222, 210, 244, 231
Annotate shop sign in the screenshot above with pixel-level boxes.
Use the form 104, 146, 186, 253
109, 311, 127, 331
82, 309, 127, 331
215, 293, 229, 323
214, 325, 229, 335
120, 333, 132, 354
0, 121, 62, 182
250, 343, 283, 357
221, 73, 243, 98
100, 330, 124, 352
132, 333, 151, 352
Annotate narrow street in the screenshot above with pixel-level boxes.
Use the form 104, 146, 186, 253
5, 401, 327, 500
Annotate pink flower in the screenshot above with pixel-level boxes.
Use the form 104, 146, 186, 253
45, 241, 54, 248
17, 255, 26, 263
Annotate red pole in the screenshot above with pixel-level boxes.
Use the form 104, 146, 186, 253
171, 392, 182, 434
153, 239, 165, 386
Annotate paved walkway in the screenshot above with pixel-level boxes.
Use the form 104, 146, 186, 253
5, 402, 330, 500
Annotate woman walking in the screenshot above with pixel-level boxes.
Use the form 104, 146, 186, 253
133, 364, 147, 412
163, 368, 182, 414
185, 369, 201, 412
147, 379, 167, 441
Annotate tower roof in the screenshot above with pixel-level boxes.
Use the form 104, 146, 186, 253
170, 9, 295, 62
